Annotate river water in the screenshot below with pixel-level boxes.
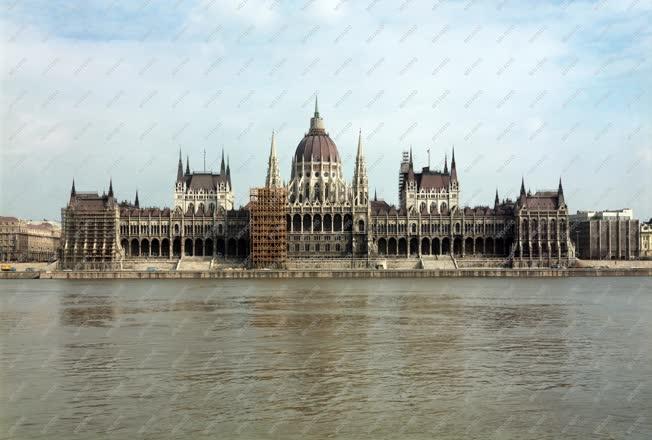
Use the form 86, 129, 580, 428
1, 278, 651, 439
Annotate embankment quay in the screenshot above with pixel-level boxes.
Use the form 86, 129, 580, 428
2, 268, 651, 279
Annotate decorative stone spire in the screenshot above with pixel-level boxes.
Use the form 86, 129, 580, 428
558, 177, 565, 205
265, 130, 282, 188
71, 179, 76, 196
185, 156, 190, 175
226, 155, 231, 186
450, 147, 457, 181
108, 178, 114, 198
356, 128, 364, 159
134, 190, 140, 208
177, 149, 184, 181
443, 153, 448, 174
494, 189, 499, 207
352, 129, 368, 206
374, 188, 377, 201
309, 95, 325, 132
520, 176, 526, 197
220, 149, 226, 175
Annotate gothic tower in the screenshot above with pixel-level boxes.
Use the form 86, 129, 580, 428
265, 130, 282, 188
352, 129, 368, 206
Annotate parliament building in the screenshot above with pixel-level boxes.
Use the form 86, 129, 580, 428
60, 101, 575, 270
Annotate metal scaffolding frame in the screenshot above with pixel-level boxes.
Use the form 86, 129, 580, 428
249, 187, 288, 268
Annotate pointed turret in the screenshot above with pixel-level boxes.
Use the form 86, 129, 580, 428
265, 130, 282, 188
71, 179, 76, 196
374, 189, 377, 201
450, 147, 457, 181
108, 178, 114, 198
352, 129, 368, 206
220, 150, 226, 175
494, 189, 499, 208
520, 176, 526, 197
134, 190, 140, 208
185, 156, 190, 175
177, 149, 184, 181
409, 147, 413, 168
558, 177, 565, 205
226, 156, 231, 186
309, 95, 325, 131
443, 153, 448, 174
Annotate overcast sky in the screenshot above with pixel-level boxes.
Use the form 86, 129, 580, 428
1, 0, 650, 221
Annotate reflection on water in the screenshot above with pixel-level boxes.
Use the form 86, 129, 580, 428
1, 278, 651, 439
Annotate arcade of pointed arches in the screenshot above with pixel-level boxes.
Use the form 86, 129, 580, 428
372, 217, 514, 257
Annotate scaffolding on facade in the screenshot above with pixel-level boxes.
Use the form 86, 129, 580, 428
60, 203, 121, 270
249, 187, 288, 268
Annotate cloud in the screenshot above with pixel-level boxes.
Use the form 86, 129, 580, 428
1, 0, 650, 220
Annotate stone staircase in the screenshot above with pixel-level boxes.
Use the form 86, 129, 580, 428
121, 259, 177, 271
454, 257, 509, 268
420, 255, 457, 270
177, 257, 212, 271
384, 258, 421, 270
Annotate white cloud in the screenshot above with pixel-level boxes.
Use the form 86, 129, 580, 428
1, 0, 650, 220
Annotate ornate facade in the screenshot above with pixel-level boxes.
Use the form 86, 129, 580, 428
282, 100, 370, 258
174, 151, 234, 213
60, 99, 576, 269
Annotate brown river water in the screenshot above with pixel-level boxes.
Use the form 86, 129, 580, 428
1, 278, 651, 439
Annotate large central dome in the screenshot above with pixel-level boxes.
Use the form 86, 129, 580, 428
294, 99, 341, 163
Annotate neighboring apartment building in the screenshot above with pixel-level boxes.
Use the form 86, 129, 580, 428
0, 216, 61, 262
569, 209, 640, 260
640, 220, 652, 258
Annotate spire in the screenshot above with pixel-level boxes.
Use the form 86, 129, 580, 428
177, 149, 184, 181
352, 129, 368, 206
265, 130, 282, 188
520, 176, 526, 197
71, 179, 76, 196
185, 156, 190, 175
409, 146, 413, 168
356, 129, 364, 158
309, 95, 325, 131
494, 188, 499, 207
108, 178, 114, 197
558, 177, 565, 205
220, 149, 225, 175
226, 155, 231, 186
134, 190, 139, 208
443, 153, 448, 174
450, 147, 457, 181
374, 188, 377, 201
